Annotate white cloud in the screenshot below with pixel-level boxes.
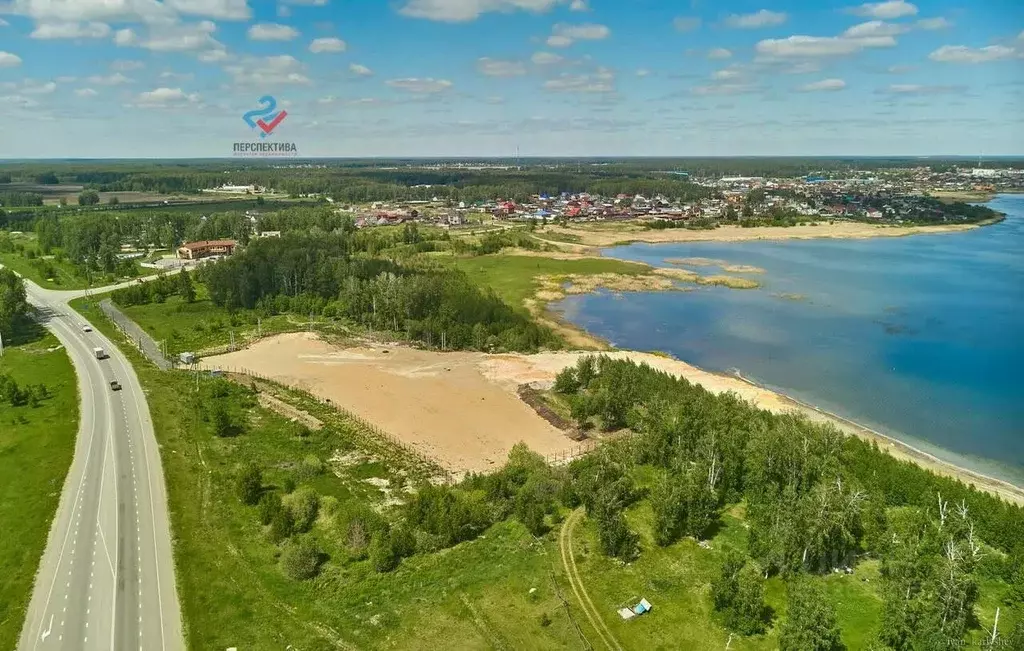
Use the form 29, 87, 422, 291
111, 59, 145, 71
116, 21, 225, 53
569, 0, 587, 10
476, 57, 526, 77
21, 80, 57, 95
114, 28, 137, 45
280, 0, 328, 5
756, 34, 896, 58
531, 51, 563, 65
886, 64, 915, 73
881, 83, 962, 94
135, 87, 201, 107
673, 16, 701, 32
916, 17, 951, 30
707, 47, 732, 59
842, 20, 907, 38
724, 9, 787, 29
635, 68, 650, 77
783, 61, 821, 74
4, 0, 177, 25
31, 21, 111, 39
711, 67, 743, 81
248, 23, 299, 41
929, 44, 1016, 64
847, 0, 917, 19
0, 18, 8, 26
546, 22, 610, 47
543, 67, 614, 93
225, 54, 311, 85
308, 37, 345, 52
349, 63, 373, 76
386, 77, 453, 93
198, 48, 228, 62
55, 75, 77, 82
160, 70, 193, 81
1, 95, 38, 108
0, 52, 23, 68
692, 83, 757, 96
799, 78, 846, 91
75, 88, 99, 97
165, 0, 250, 20
86, 72, 133, 85
398, 0, 574, 22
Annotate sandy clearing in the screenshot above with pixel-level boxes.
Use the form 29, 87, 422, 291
539, 221, 984, 247
202, 332, 1024, 505
201, 332, 585, 475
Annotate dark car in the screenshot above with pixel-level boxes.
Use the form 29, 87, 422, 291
110, 380, 122, 391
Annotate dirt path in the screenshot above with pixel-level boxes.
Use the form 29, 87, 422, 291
559, 509, 623, 651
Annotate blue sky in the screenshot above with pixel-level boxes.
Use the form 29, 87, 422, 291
0, 0, 1021, 157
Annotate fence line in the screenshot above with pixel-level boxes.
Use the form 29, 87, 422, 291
99, 299, 172, 370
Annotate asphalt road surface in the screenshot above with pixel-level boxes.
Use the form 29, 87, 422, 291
15, 278, 184, 651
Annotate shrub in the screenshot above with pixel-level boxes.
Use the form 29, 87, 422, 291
258, 492, 282, 525
287, 488, 320, 533
369, 529, 399, 573
236, 463, 262, 506
280, 537, 323, 580
295, 455, 324, 481
268, 508, 295, 543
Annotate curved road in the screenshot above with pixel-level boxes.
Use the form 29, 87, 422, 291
11, 272, 184, 651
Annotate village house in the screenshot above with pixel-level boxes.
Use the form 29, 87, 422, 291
177, 239, 237, 260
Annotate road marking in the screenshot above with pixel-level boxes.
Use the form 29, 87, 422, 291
126, 373, 169, 651
40, 614, 53, 642
97, 525, 116, 577
29, 320, 101, 650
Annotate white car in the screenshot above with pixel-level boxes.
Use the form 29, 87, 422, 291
82, 325, 92, 332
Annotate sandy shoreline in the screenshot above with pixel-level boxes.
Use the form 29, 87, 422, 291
537, 219, 991, 248
201, 332, 1024, 505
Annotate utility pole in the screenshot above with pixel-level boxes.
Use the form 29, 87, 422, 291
0, 330, 4, 357
229, 330, 235, 352
257, 317, 261, 338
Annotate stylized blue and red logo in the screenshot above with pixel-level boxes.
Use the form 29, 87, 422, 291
242, 95, 287, 139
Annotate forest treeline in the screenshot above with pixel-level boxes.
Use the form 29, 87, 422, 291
229, 354, 1024, 647
550, 356, 1024, 647
112, 230, 559, 353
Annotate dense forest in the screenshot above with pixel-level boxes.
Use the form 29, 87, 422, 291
112, 230, 559, 353
5, 157, 1019, 205
227, 354, 1024, 647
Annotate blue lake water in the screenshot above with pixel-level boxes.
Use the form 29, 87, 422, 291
553, 194, 1024, 486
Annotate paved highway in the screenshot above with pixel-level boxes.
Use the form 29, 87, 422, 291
14, 276, 184, 651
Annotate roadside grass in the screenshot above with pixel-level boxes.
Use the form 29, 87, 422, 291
69, 303, 589, 650
116, 295, 301, 355
0, 330, 78, 649
450, 255, 650, 311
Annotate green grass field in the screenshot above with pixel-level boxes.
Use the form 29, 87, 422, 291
451, 254, 650, 310
0, 331, 78, 649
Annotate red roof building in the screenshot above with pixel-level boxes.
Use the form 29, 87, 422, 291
177, 240, 237, 260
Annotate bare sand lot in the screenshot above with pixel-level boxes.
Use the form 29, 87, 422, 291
539, 221, 984, 247
203, 332, 1024, 504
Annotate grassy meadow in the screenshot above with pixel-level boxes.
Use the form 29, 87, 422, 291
0, 330, 78, 649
